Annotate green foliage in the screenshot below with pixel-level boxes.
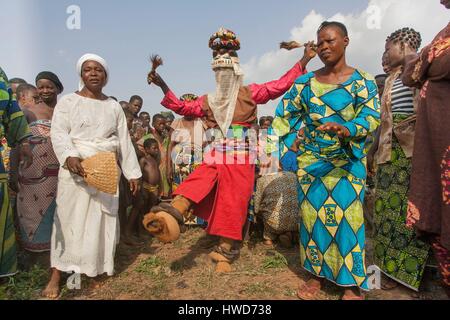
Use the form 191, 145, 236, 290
0, 265, 48, 300
135, 256, 166, 277
262, 251, 288, 269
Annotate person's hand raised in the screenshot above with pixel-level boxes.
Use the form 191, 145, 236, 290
303, 41, 317, 60
147, 72, 169, 94
148, 72, 164, 87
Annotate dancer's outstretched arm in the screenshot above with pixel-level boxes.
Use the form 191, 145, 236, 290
148, 72, 205, 118
249, 42, 317, 105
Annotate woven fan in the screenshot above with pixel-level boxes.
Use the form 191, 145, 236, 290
81, 152, 118, 194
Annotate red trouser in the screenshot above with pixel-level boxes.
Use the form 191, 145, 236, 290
173, 150, 255, 241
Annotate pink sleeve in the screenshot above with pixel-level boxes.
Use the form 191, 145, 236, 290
248, 62, 306, 105
161, 90, 206, 118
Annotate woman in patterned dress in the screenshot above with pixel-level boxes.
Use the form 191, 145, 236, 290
372, 28, 431, 292
273, 21, 380, 300
402, 0, 450, 297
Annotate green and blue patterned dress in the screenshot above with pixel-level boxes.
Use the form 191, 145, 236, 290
0, 67, 31, 277
374, 117, 430, 291
272, 69, 380, 290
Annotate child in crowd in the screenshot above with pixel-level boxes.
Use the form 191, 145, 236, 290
124, 139, 161, 245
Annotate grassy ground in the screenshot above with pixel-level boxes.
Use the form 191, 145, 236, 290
0, 227, 448, 300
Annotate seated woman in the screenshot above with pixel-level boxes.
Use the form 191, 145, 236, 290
252, 134, 302, 248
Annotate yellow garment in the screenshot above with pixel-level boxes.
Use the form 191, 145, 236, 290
142, 181, 159, 196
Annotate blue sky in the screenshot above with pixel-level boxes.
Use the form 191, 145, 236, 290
1, 0, 447, 115
1, 0, 367, 114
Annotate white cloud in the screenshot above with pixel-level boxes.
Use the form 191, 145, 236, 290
242, 0, 448, 115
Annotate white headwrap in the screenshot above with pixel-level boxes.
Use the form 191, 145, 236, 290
208, 54, 244, 136
76, 53, 109, 91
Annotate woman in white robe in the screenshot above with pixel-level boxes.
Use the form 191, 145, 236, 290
42, 54, 142, 298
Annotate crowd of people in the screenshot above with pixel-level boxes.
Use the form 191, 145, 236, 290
0, 0, 448, 300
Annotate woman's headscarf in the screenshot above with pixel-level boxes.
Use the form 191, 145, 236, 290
35, 71, 64, 93
76, 53, 109, 91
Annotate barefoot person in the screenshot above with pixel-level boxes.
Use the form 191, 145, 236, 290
139, 112, 152, 135
9, 78, 27, 99
118, 109, 143, 241
372, 28, 430, 292
161, 111, 175, 136
138, 114, 171, 198
42, 54, 141, 298
273, 21, 380, 300
124, 139, 161, 245
0, 67, 33, 278
403, 0, 450, 296
13, 72, 63, 258
128, 95, 144, 121
144, 28, 315, 273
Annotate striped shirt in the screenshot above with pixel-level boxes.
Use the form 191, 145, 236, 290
391, 78, 414, 115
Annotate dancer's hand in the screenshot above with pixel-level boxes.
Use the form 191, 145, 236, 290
129, 179, 140, 197
147, 71, 162, 86
66, 157, 86, 177
300, 41, 317, 68
304, 41, 317, 59
317, 122, 350, 138
147, 72, 170, 94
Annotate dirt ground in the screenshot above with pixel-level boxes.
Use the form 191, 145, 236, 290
1, 226, 447, 300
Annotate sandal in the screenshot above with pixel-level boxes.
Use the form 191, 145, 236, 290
210, 245, 240, 262
209, 245, 239, 273
142, 202, 186, 242
297, 280, 323, 300
342, 293, 365, 300
342, 288, 365, 300
152, 203, 184, 224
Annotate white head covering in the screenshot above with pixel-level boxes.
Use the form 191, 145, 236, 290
208, 54, 244, 136
76, 53, 109, 91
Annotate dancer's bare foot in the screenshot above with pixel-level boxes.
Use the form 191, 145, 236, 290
42, 269, 61, 299
342, 287, 364, 300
